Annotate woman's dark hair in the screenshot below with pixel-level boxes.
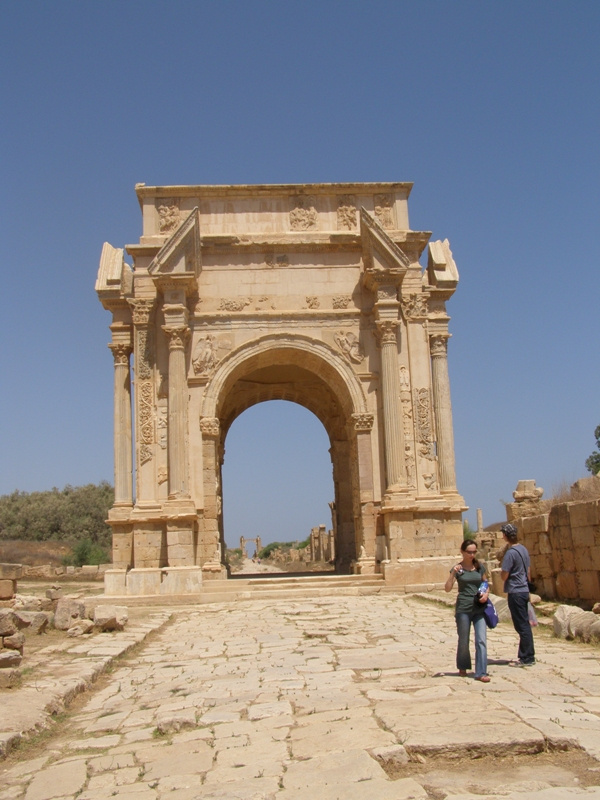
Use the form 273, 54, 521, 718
461, 538, 481, 570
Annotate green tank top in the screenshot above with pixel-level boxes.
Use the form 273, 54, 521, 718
454, 563, 487, 615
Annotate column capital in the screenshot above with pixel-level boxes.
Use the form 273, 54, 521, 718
109, 342, 132, 366
128, 298, 155, 325
162, 325, 190, 351
375, 319, 399, 346
430, 333, 450, 357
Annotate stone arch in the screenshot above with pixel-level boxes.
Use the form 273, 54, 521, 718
200, 333, 369, 572
201, 332, 367, 426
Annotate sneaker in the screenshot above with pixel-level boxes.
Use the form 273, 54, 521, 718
509, 660, 535, 668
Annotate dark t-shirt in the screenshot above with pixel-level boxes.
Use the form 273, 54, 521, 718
454, 562, 487, 615
501, 544, 530, 594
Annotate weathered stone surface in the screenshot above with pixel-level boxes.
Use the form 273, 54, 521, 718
2, 632, 25, 653
0, 668, 20, 688
93, 604, 128, 631
14, 611, 50, 633
54, 598, 85, 630
0, 650, 22, 668
67, 619, 95, 636
0, 563, 22, 580
22, 758, 87, 800
0, 610, 19, 637
0, 579, 16, 600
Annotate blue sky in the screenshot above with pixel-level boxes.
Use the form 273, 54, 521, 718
1, 1, 598, 546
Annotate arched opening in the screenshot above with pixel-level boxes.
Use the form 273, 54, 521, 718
221, 400, 335, 574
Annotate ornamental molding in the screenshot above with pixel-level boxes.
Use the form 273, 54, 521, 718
414, 387, 436, 461
401, 293, 429, 320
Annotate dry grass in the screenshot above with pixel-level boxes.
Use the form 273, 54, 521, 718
0, 539, 71, 567
543, 476, 600, 509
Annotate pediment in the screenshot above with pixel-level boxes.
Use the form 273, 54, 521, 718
95, 242, 133, 301
148, 208, 201, 288
360, 207, 410, 290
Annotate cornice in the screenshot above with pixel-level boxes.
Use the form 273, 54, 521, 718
136, 181, 413, 203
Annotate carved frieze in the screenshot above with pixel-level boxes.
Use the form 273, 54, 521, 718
156, 198, 181, 234
374, 194, 394, 229
377, 286, 397, 301
414, 387, 436, 460
334, 330, 363, 364
265, 254, 289, 268
289, 196, 317, 230
401, 294, 429, 320
192, 334, 219, 376
399, 366, 416, 489
337, 195, 357, 230
306, 296, 320, 309
157, 466, 168, 485
332, 295, 351, 309
218, 297, 250, 312
139, 380, 155, 465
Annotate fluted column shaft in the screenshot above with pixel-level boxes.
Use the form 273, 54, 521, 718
377, 320, 405, 489
164, 326, 190, 499
430, 334, 457, 492
109, 342, 133, 505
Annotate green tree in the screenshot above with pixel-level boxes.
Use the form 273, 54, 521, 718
585, 425, 600, 475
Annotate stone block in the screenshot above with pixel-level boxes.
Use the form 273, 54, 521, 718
382, 557, 456, 587
533, 553, 554, 578
561, 548, 575, 572
81, 565, 99, 577
67, 619, 95, 636
521, 514, 550, 535
0, 610, 19, 637
590, 547, 600, 570
0, 650, 22, 668
569, 500, 600, 528
0, 668, 20, 688
555, 570, 578, 600
577, 570, 600, 601
0, 579, 15, 600
573, 547, 592, 573
573, 526, 599, 548
54, 598, 86, 630
104, 569, 127, 596
2, 632, 25, 653
0, 563, 22, 580
94, 605, 128, 631
125, 568, 162, 595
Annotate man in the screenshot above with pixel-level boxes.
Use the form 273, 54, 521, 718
500, 523, 535, 667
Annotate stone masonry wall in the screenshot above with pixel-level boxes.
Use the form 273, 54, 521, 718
517, 499, 600, 603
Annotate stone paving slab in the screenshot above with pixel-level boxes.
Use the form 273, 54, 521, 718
0, 595, 600, 798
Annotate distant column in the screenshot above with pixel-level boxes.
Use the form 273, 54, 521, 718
430, 334, 457, 492
109, 339, 133, 506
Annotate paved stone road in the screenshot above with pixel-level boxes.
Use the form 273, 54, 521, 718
2, 595, 600, 799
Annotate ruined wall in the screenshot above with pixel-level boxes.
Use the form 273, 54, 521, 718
517, 499, 600, 603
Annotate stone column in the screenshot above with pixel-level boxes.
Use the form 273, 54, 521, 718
162, 323, 191, 499
108, 339, 133, 507
199, 416, 223, 572
376, 320, 405, 490
129, 298, 157, 506
430, 334, 457, 492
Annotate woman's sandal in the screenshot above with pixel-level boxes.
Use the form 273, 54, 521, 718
475, 675, 491, 682
459, 670, 467, 677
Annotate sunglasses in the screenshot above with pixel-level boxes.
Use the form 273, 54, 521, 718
465, 549, 477, 554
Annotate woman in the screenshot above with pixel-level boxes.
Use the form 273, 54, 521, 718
445, 539, 490, 682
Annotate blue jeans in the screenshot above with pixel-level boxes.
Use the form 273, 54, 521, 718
455, 612, 488, 677
507, 592, 535, 664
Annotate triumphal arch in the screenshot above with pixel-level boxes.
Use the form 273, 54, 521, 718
96, 182, 466, 595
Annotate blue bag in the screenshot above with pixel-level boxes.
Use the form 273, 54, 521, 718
483, 599, 499, 629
